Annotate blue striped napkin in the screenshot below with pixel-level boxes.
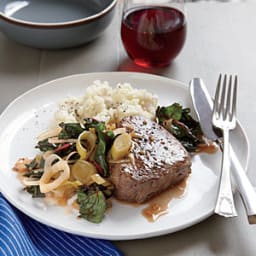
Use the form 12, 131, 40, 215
0, 194, 123, 256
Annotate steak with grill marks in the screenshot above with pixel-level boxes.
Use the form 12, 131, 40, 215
109, 116, 191, 203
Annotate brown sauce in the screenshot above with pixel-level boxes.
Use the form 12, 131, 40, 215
142, 176, 188, 222
196, 142, 218, 154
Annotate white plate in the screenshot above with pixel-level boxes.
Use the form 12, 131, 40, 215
0, 72, 250, 240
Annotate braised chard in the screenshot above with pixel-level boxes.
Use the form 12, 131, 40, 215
77, 184, 107, 223
156, 103, 204, 152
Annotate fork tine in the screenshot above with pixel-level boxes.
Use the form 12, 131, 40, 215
213, 74, 222, 117
226, 75, 233, 120
230, 75, 238, 121
220, 74, 227, 119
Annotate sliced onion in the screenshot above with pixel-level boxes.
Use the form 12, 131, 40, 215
64, 151, 79, 164
39, 154, 70, 193
44, 154, 62, 170
42, 150, 54, 159
51, 180, 81, 198
48, 138, 77, 144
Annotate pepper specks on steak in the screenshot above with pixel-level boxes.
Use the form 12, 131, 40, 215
109, 116, 191, 203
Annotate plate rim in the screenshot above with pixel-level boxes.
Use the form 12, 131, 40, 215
0, 72, 250, 240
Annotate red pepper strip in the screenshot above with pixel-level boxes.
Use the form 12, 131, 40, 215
93, 161, 104, 176
54, 143, 71, 153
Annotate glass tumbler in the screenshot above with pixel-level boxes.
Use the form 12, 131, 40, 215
121, 0, 186, 68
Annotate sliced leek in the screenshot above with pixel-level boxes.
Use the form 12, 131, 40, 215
76, 131, 97, 160
110, 132, 132, 161
71, 160, 97, 184
90, 174, 107, 185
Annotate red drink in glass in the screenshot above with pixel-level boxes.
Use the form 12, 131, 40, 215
121, 6, 186, 67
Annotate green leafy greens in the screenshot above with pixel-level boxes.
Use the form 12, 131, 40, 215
23, 156, 45, 198
77, 184, 107, 223
58, 122, 84, 139
83, 118, 115, 177
36, 139, 57, 152
156, 103, 204, 152
24, 186, 45, 198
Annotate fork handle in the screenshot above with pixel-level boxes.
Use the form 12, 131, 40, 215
217, 137, 256, 223
215, 129, 238, 217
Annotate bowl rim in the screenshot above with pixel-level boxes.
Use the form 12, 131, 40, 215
0, 0, 117, 29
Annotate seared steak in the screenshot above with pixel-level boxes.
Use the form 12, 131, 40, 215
109, 116, 191, 203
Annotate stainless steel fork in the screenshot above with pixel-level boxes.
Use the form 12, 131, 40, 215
212, 74, 238, 217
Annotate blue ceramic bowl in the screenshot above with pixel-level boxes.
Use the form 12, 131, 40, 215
0, 0, 117, 49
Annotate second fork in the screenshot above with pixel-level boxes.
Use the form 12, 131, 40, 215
213, 74, 238, 217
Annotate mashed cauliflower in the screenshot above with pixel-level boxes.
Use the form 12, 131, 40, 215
55, 80, 158, 124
